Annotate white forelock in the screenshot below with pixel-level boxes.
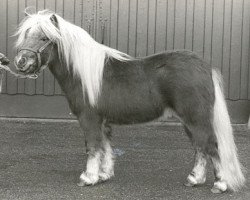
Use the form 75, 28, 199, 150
15, 10, 131, 106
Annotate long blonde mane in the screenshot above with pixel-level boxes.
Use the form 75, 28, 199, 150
15, 10, 131, 106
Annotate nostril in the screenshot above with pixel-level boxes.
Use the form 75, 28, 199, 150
18, 57, 27, 67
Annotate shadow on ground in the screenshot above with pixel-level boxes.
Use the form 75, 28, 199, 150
0, 119, 249, 200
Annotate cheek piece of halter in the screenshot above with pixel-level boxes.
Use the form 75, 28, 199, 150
17, 39, 53, 79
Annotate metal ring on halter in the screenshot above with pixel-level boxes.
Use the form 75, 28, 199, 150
28, 74, 38, 79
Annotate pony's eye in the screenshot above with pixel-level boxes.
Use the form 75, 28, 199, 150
41, 37, 48, 41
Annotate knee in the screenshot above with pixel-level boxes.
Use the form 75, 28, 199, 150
85, 136, 103, 154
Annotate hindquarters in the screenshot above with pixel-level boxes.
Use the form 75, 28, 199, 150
156, 51, 245, 192
157, 51, 216, 155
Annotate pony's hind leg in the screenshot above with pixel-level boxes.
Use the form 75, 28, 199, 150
77, 112, 103, 186
99, 120, 115, 181
185, 148, 207, 187
182, 122, 218, 188
210, 157, 227, 193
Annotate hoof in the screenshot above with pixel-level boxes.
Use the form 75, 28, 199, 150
211, 187, 224, 194
184, 181, 195, 187
77, 180, 88, 187
184, 174, 206, 187
184, 174, 198, 187
99, 171, 114, 182
77, 178, 94, 187
211, 181, 227, 194
78, 172, 98, 187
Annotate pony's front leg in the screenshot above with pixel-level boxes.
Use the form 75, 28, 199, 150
77, 113, 103, 186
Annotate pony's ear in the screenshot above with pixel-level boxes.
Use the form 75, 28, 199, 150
50, 14, 58, 28
24, 7, 34, 17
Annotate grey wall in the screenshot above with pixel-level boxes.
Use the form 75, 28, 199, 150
0, 0, 249, 121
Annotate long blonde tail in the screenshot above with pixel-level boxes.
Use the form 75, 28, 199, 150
212, 69, 245, 191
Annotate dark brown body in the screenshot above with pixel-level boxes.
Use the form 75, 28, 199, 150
49, 50, 217, 157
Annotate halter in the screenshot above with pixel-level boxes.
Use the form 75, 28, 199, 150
1, 39, 54, 80
18, 39, 52, 71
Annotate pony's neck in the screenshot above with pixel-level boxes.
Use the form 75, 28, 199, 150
48, 58, 85, 116
48, 49, 74, 87
49, 59, 69, 82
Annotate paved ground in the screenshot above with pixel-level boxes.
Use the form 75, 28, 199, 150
0, 119, 249, 200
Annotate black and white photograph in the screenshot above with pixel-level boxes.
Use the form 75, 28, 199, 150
0, 0, 249, 199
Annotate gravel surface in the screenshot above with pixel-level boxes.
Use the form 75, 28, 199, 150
0, 119, 249, 200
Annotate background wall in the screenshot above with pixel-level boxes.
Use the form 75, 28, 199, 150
0, 0, 249, 122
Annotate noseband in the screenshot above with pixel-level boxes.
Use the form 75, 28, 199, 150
18, 39, 53, 78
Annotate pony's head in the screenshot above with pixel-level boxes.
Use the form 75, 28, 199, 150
14, 10, 60, 75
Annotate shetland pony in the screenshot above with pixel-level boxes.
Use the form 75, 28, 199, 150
14, 10, 245, 193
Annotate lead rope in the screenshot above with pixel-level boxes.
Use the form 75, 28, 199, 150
0, 64, 38, 79
0, 63, 38, 92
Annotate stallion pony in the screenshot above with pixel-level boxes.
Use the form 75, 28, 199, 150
14, 10, 245, 193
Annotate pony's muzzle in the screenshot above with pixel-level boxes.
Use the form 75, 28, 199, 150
14, 55, 35, 73
18, 57, 27, 67
15, 56, 27, 69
